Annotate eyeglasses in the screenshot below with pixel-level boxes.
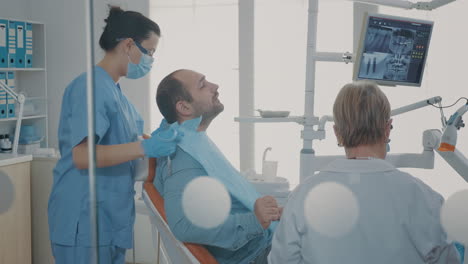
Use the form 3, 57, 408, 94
116, 38, 155, 57
133, 41, 155, 57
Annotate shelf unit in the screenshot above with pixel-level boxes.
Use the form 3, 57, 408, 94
0, 19, 48, 148
0, 68, 45, 71
234, 116, 305, 124
0, 115, 47, 122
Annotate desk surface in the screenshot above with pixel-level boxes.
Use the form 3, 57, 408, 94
0, 153, 33, 167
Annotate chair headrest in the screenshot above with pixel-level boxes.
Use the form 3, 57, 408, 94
146, 158, 157, 183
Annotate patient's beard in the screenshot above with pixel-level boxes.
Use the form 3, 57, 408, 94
198, 105, 224, 131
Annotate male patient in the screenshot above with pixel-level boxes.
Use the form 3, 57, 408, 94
153, 69, 280, 264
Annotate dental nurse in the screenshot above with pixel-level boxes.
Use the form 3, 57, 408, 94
48, 6, 180, 264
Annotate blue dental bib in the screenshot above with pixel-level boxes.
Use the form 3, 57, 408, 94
163, 117, 260, 211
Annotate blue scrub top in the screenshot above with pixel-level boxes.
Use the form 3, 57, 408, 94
48, 66, 144, 248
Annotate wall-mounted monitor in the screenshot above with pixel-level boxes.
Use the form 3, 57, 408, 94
353, 13, 434, 86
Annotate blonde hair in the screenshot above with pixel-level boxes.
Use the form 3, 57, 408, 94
333, 81, 390, 148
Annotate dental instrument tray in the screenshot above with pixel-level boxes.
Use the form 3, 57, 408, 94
256, 109, 290, 118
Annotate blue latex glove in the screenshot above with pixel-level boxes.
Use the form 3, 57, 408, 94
141, 125, 184, 158
454, 242, 465, 263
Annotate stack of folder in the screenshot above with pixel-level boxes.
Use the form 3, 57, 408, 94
0, 71, 16, 119
0, 72, 6, 119
0, 19, 33, 69
0, 18, 34, 119
0, 20, 7, 68
6, 71, 15, 118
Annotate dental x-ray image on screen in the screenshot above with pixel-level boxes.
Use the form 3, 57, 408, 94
354, 13, 434, 86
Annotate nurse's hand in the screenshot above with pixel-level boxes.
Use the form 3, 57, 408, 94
141, 127, 184, 158
254, 196, 281, 229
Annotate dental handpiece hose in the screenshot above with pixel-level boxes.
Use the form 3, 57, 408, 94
391, 96, 442, 117
439, 102, 468, 152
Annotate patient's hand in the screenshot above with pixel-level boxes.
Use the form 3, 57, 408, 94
254, 196, 281, 229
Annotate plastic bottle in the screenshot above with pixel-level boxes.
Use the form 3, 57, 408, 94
0, 135, 4, 153
2, 134, 12, 153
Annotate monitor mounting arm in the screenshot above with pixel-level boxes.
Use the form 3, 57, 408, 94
347, 0, 457, 10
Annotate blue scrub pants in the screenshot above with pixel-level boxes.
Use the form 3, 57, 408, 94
51, 243, 126, 264
250, 246, 271, 264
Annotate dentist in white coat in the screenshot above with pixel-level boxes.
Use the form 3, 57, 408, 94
268, 81, 461, 264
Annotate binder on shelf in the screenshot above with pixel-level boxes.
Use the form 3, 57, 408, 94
6, 71, 15, 118
0, 72, 7, 118
0, 19, 8, 68
25, 23, 33, 68
15, 21, 25, 68
8, 21, 16, 68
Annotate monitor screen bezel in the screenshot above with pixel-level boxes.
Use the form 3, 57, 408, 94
353, 13, 435, 87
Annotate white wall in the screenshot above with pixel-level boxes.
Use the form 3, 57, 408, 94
0, 0, 29, 20
27, 0, 152, 149
150, 1, 240, 164
379, 2, 468, 198
150, 0, 468, 199
253, 0, 468, 197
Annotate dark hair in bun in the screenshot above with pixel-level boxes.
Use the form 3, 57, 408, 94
99, 5, 161, 51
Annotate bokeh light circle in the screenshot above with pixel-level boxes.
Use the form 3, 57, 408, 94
304, 181, 359, 238
182, 177, 231, 229
440, 189, 468, 244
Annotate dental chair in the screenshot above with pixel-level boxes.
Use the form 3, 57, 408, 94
142, 158, 218, 264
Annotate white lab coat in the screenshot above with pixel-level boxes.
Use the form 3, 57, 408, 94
268, 158, 461, 264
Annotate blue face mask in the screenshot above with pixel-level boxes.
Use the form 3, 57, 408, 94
126, 53, 154, 79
